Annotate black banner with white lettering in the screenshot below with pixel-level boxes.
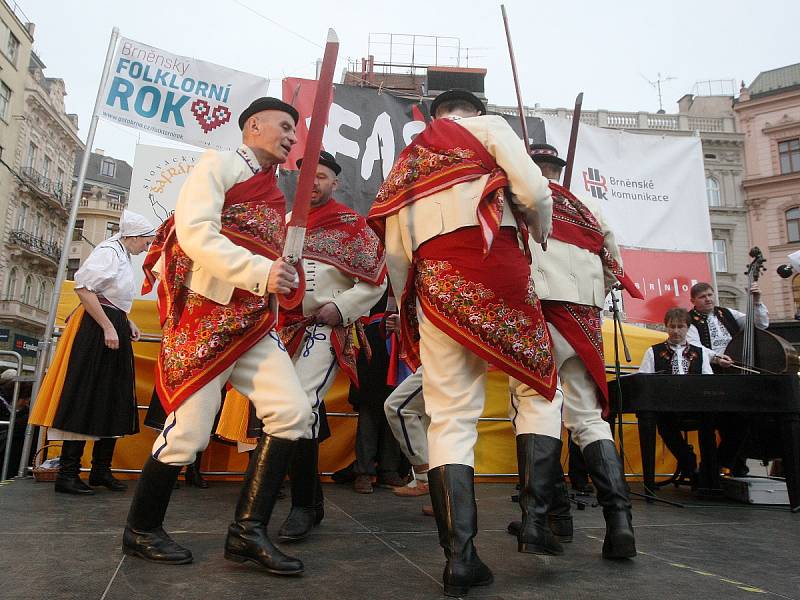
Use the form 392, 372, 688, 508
280, 80, 545, 215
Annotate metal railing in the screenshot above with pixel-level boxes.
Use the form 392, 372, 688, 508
1, 351, 24, 480
20, 332, 656, 480
20, 167, 70, 209
8, 229, 61, 262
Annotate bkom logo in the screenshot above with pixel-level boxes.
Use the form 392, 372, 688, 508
583, 167, 608, 200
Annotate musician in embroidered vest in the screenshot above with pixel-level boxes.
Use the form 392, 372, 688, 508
686, 281, 769, 476
271, 151, 387, 542
123, 97, 314, 576
639, 307, 713, 480
506, 144, 638, 561
368, 89, 555, 597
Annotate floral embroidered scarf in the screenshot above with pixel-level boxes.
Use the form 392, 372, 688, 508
301, 198, 387, 285
142, 170, 286, 414
367, 117, 528, 258
549, 181, 643, 299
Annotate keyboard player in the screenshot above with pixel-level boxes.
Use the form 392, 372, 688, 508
639, 307, 713, 481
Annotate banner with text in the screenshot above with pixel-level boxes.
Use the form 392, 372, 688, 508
127, 144, 203, 298
280, 78, 545, 214
618, 249, 712, 323
543, 116, 712, 253
100, 37, 268, 151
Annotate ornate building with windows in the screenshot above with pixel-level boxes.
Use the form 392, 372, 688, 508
66, 150, 131, 279
736, 63, 800, 322
490, 91, 749, 310
0, 43, 82, 366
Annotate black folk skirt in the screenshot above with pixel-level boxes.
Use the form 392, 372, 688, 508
52, 305, 139, 437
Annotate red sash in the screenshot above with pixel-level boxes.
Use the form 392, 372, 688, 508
541, 301, 610, 414
367, 118, 529, 258
549, 181, 642, 299
400, 227, 557, 401
302, 198, 387, 284
142, 171, 287, 414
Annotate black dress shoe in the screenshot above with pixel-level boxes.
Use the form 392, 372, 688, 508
55, 476, 95, 495
89, 470, 128, 491
123, 526, 193, 564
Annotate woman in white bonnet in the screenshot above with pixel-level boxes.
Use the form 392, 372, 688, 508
30, 210, 156, 495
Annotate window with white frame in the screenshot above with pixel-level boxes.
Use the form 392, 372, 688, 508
706, 176, 721, 207
0, 81, 10, 121
5, 30, 19, 66
26, 141, 37, 170
787, 207, 800, 243
712, 238, 728, 273
15, 203, 28, 230
22, 275, 32, 304
100, 158, 116, 177
42, 156, 52, 180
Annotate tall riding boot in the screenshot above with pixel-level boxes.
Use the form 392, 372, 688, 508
516, 434, 564, 555
184, 451, 209, 488
224, 435, 303, 575
582, 439, 636, 559
548, 475, 574, 542
89, 438, 127, 491
279, 438, 324, 541
55, 440, 94, 495
123, 456, 193, 564
428, 464, 493, 598
507, 473, 573, 542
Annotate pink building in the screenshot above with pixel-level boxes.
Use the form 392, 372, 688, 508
735, 63, 800, 321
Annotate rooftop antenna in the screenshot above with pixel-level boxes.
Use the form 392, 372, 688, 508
641, 72, 676, 113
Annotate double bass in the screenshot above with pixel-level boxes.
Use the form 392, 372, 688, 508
724, 247, 800, 374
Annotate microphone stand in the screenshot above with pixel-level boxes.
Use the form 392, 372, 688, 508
610, 287, 684, 508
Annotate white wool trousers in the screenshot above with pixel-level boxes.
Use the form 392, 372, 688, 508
384, 368, 428, 467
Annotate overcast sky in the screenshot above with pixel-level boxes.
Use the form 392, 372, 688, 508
17, 0, 800, 164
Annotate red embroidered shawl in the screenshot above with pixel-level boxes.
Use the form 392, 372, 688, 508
549, 181, 643, 299
367, 117, 528, 258
142, 171, 287, 414
301, 198, 387, 285
279, 199, 384, 388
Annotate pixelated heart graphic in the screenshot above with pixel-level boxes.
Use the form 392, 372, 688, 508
191, 99, 232, 134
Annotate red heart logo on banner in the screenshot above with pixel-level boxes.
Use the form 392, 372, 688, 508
191, 99, 232, 134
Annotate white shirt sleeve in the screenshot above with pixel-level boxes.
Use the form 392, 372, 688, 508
686, 324, 712, 354
638, 347, 656, 374
700, 348, 714, 374
730, 305, 769, 331
74, 246, 119, 293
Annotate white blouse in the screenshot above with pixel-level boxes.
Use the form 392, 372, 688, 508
74, 240, 135, 313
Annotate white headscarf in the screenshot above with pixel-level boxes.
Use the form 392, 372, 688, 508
108, 210, 156, 241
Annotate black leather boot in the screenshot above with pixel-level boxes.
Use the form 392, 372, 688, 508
547, 476, 573, 542
184, 451, 209, 488
582, 439, 636, 559
516, 434, 564, 555
224, 435, 303, 575
428, 464, 493, 597
279, 438, 324, 541
123, 456, 192, 564
55, 440, 94, 495
89, 438, 127, 491
507, 467, 573, 542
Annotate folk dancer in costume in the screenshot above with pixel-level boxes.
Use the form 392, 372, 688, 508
273, 151, 387, 541
383, 312, 430, 497
368, 89, 556, 597
639, 307, 713, 482
30, 210, 155, 495
122, 98, 314, 575
507, 144, 638, 560
686, 281, 769, 476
